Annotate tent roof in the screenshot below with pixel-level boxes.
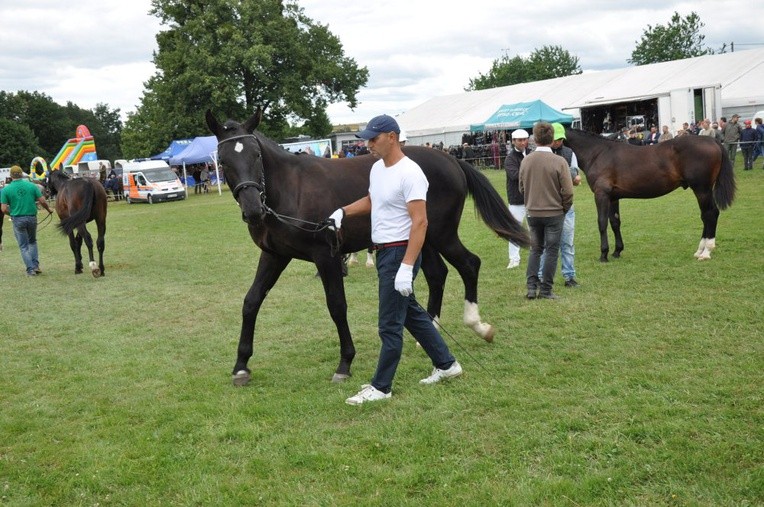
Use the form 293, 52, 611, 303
169, 136, 217, 165
150, 138, 193, 160
471, 100, 573, 131
397, 47, 764, 138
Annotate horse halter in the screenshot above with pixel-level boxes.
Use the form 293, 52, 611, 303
216, 134, 266, 201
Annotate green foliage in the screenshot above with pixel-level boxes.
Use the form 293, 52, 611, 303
1, 163, 761, 505
628, 11, 713, 65
0, 90, 123, 164
467, 45, 582, 91
124, 0, 368, 156
0, 117, 41, 166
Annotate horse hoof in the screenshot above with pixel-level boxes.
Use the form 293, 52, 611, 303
483, 326, 495, 343
232, 370, 251, 386
332, 373, 350, 383
599, 258, 608, 263
91, 269, 101, 278
75, 269, 83, 274
613, 252, 621, 258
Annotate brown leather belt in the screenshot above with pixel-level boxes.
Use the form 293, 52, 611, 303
372, 240, 408, 251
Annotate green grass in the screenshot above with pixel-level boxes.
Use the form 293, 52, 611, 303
1, 162, 762, 506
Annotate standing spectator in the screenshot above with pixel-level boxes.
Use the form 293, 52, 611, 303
658, 125, 673, 143
721, 114, 743, 165
461, 143, 475, 164
644, 126, 660, 145
0, 165, 54, 276
200, 165, 210, 193
98, 162, 107, 183
753, 118, 764, 166
192, 166, 202, 194
698, 119, 714, 137
519, 122, 574, 300
549, 123, 581, 288
327, 114, 463, 405
503, 129, 531, 269
711, 121, 724, 143
739, 120, 759, 170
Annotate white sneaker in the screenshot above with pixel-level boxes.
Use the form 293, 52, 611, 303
345, 384, 391, 405
420, 361, 463, 384
507, 260, 520, 269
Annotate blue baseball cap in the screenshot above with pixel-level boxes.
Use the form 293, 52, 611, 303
356, 114, 400, 139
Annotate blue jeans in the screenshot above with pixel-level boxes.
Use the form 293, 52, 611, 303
540, 206, 576, 280
12, 215, 40, 274
372, 246, 455, 393
527, 214, 564, 294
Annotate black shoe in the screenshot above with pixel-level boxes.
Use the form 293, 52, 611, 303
564, 278, 579, 288
538, 292, 559, 300
526, 289, 537, 300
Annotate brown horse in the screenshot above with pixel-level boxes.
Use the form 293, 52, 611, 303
47, 170, 108, 277
564, 128, 736, 261
206, 109, 530, 386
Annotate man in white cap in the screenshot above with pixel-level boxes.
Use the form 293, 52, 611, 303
503, 129, 531, 269
326, 114, 463, 405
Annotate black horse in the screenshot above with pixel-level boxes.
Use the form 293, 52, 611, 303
206, 109, 530, 386
564, 128, 736, 262
47, 170, 108, 277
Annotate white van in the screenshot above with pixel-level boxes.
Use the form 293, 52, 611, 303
121, 160, 185, 204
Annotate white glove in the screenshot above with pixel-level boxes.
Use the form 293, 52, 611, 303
394, 263, 414, 297
328, 208, 344, 231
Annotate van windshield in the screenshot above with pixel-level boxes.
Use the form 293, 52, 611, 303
143, 169, 178, 183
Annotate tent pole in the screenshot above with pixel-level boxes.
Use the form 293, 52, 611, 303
211, 151, 222, 195
182, 162, 188, 198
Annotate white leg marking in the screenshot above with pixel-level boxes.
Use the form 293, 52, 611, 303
463, 301, 494, 342
693, 238, 707, 258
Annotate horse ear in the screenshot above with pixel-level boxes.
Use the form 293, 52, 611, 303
206, 109, 221, 136
243, 107, 263, 133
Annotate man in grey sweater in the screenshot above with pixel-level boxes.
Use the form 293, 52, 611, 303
519, 122, 574, 300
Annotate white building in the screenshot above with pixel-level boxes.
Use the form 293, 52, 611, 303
395, 48, 764, 147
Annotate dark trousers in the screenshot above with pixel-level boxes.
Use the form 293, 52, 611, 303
526, 214, 565, 295
742, 146, 754, 170
371, 246, 455, 393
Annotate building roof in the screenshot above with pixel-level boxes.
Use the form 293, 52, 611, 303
398, 47, 764, 138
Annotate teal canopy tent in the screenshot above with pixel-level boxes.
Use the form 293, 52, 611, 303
470, 100, 573, 132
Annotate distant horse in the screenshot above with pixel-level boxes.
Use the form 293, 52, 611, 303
47, 171, 108, 277
564, 128, 735, 262
206, 109, 530, 386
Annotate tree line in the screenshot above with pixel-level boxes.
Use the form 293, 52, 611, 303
0, 6, 716, 168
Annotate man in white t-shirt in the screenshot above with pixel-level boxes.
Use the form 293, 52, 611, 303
327, 114, 463, 405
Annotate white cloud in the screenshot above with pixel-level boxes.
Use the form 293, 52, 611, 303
0, 0, 759, 126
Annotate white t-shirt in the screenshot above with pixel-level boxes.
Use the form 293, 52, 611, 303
369, 156, 429, 244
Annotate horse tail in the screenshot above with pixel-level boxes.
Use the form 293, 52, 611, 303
713, 142, 736, 210
57, 182, 96, 236
457, 159, 530, 248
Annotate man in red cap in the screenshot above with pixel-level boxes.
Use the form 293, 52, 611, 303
740, 119, 760, 170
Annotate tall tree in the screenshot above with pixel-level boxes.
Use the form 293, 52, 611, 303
0, 118, 42, 166
628, 11, 713, 66
467, 45, 581, 91
124, 0, 368, 156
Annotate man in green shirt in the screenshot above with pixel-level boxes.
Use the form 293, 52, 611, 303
0, 165, 53, 276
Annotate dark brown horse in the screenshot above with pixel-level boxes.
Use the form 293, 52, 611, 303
206, 109, 530, 386
564, 128, 736, 262
47, 170, 108, 277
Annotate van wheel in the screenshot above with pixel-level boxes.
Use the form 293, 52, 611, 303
147, 194, 153, 204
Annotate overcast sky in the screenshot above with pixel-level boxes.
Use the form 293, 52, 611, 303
1, 1, 761, 129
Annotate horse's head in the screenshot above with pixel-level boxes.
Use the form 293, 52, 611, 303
206, 108, 267, 224
47, 169, 69, 197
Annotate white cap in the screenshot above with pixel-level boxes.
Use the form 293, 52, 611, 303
511, 129, 529, 139
399, 130, 408, 142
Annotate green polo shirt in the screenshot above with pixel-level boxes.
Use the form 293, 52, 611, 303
0, 179, 43, 216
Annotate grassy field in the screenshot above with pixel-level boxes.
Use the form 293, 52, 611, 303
1, 162, 762, 506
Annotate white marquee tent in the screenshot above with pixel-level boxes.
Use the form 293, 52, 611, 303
396, 48, 764, 147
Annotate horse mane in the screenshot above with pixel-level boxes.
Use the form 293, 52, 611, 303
568, 128, 623, 144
